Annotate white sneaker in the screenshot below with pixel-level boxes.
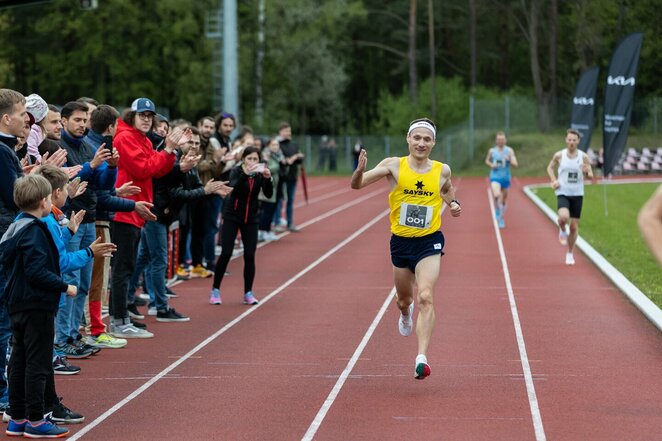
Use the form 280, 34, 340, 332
265, 232, 280, 241
147, 306, 157, 316
558, 229, 568, 245
565, 252, 575, 265
398, 302, 414, 336
111, 324, 154, 339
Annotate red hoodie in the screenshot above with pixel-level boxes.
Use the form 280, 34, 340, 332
112, 118, 175, 228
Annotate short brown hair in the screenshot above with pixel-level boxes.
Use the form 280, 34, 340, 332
566, 128, 581, 138
34, 164, 68, 192
13, 174, 52, 211
0, 89, 25, 119
495, 131, 506, 137
278, 121, 290, 132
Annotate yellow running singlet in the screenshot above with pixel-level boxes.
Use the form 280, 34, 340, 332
388, 157, 443, 237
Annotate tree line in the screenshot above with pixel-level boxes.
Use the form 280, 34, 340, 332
0, 0, 658, 135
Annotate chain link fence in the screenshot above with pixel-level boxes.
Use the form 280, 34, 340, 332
290, 95, 660, 174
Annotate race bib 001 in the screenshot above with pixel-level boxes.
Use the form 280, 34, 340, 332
399, 203, 433, 229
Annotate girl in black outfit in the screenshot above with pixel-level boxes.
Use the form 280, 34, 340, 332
210, 146, 273, 305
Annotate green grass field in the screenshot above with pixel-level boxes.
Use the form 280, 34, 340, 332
531, 183, 662, 308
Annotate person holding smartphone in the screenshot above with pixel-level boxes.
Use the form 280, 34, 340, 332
209, 147, 273, 306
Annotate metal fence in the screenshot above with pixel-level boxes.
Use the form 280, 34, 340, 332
290, 95, 661, 174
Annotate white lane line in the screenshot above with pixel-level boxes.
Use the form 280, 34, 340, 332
301, 287, 395, 441
301, 181, 462, 440
70, 208, 390, 441
248, 187, 386, 251
487, 188, 546, 441
295, 187, 350, 207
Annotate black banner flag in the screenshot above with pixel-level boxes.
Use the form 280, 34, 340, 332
570, 67, 599, 152
603, 32, 643, 176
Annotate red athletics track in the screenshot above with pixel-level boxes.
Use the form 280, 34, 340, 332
46, 176, 661, 440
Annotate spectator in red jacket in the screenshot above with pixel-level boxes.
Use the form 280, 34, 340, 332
108, 98, 182, 339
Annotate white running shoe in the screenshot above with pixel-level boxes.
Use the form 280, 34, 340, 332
110, 324, 154, 339
565, 252, 575, 265
414, 354, 431, 379
147, 306, 157, 316
558, 228, 568, 245
398, 302, 414, 337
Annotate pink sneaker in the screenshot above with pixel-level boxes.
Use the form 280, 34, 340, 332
243, 292, 259, 305
209, 289, 222, 305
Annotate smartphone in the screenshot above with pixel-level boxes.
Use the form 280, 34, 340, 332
254, 163, 265, 173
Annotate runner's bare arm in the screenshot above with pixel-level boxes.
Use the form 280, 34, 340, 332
509, 148, 519, 167
582, 154, 594, 179
351, 150, 396, 189
485, 149, 494, 168
547, 152, 561, 188
440, 164, 461, 217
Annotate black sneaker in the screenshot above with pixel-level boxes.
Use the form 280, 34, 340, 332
53, 356, 81, 375
133, 297, 147, 307
48, 398, 84, 424
74, 338, 100, 355
131, 320, 147, 329
56, 343, 92, 359
165, 286, 178, 298
156, 308, 190, 322
127, 303, 145, 319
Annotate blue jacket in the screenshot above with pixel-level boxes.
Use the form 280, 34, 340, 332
43, 213, 93, 274
0, 213, 68, 314
43, 212, 94, 308
82, 130, 135, 222
60, 130, 117, 223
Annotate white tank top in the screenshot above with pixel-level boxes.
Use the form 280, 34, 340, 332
555, 149, 585, 196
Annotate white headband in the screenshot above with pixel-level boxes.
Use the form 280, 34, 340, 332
407, 121, 436, 139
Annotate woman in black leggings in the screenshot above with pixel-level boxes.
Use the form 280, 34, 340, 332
209, 146, 273, 305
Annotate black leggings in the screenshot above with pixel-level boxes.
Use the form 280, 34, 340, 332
212, 219, 258, 293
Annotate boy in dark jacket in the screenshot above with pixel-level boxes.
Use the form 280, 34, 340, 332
0, 174, 76, 438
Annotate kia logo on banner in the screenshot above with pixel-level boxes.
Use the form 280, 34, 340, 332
570, 67, 599, 152
602, 32, 644, 176
573, 97, 594, 105
607, 76, 636, 86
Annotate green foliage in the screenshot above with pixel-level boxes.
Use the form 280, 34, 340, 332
534, 183, 662, 308
0, 0, 212, 117
374, 76, 471, 135
0, 0, 659, 132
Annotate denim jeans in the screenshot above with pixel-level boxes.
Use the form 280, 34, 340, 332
140, 221, 168, 311
56, 221, 95, 345
0, 273, 10, 406
204, 195, 222, 265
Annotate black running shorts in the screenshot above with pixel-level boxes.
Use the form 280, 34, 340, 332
390, 231, 445, 273
557, 195, 583, 219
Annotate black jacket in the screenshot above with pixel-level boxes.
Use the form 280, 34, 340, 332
0, 213, 68, 313
152, 152, 207, 227
222, 165, 273, 224
279, 138, 302, 181
0, 135, 22, 237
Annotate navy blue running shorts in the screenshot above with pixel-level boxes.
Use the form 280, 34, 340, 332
390, 231, 445, 273
557, 195, 583, 219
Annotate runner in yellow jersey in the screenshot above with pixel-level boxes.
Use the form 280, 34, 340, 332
351, 117, 461, 379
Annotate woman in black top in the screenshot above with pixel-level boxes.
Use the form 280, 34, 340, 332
210, 146, 273, 305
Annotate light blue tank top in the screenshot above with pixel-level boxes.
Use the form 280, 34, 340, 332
489, 147, 512, 181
